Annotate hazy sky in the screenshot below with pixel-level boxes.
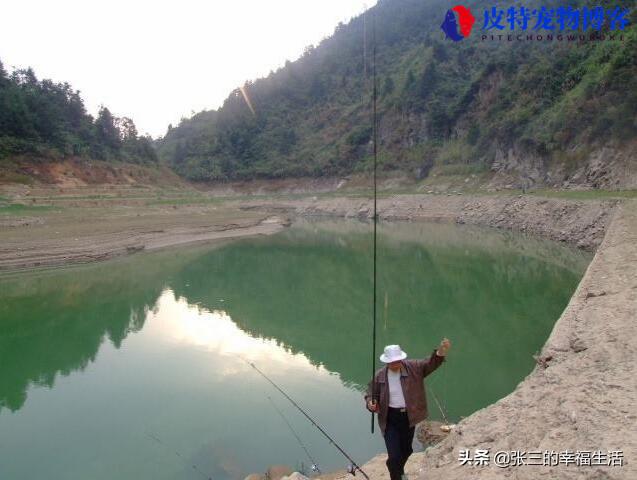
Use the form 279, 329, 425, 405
1, 0, 375, 138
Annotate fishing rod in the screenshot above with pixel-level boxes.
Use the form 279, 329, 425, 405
245, 360, 370, 480
365, 8, 452, 435
144, 430, 213, 480
369, 5, 379, 436
267, 396, 321, 474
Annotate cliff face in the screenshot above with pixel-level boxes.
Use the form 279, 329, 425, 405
488, 141, 637, 189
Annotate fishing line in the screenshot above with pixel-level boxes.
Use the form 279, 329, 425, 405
267, 396, 321, 474
428, 386, 450, 427
443, 353, 450, 421
144, 430, 212, 480
383, 291, 388, 331
244, 359, 369, 479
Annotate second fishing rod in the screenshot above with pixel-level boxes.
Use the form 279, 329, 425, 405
245, 360, 370, 480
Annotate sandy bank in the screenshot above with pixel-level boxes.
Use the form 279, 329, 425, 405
346, 200, 636, 480
0, 205, 288, 271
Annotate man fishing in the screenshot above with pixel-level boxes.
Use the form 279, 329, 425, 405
365, 338, 451, 480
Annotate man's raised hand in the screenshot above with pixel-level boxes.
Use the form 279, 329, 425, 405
437, 337, 451, 356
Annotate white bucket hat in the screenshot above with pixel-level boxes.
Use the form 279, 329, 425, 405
380, 344, 407, 363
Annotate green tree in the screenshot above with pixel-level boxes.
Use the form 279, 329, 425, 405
95, 107, 121, 154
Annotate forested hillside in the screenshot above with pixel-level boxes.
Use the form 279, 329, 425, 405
0, 61, 157, 165
158, 0, 636, 187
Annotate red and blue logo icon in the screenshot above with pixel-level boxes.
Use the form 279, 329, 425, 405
441, 5, 476, 41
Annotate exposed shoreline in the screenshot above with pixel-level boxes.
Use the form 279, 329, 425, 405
0, 192, 616, 272
238, 193, 616, 251
0, 205, 288, 272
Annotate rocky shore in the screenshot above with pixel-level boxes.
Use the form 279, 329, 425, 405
408, 200, 637, 480
239, 193, 616, 251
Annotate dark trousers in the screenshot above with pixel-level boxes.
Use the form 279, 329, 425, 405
383, 407, 415, 480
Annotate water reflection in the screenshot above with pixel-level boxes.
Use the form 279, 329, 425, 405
150, 288, 328, 377
1, 282, 378, 480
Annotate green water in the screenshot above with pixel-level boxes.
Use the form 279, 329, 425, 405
0, 220, 590, 480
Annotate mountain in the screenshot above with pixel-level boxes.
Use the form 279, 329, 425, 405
157, 0, 637, 188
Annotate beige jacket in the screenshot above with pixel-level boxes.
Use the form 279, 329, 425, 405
364, 349, 445, 434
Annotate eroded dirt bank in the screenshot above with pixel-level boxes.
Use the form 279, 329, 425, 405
348, 200, 637, 480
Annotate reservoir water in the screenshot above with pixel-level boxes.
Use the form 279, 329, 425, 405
0, 220, 590, 480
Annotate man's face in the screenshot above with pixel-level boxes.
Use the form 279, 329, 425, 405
388, 361, 401, 372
